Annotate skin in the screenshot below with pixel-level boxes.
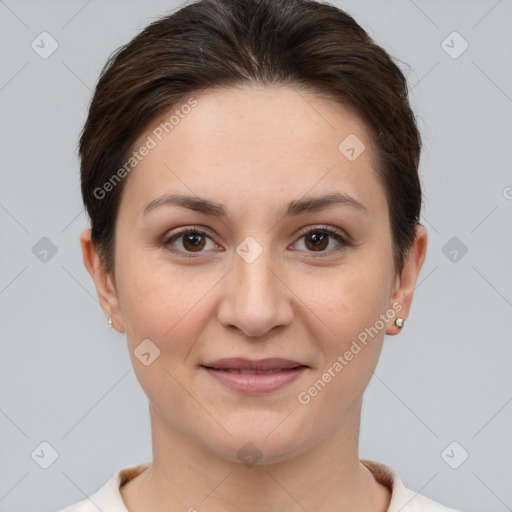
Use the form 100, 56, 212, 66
81, 85, 427, 512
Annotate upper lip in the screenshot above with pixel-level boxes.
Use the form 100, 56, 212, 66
201, 358, 307, 371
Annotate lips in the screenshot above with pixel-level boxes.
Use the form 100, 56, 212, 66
201, 357, 307, 372
200, 358, 309, 393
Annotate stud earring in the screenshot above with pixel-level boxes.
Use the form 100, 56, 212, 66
395, 317, 405, 328
108, 317, 113, 328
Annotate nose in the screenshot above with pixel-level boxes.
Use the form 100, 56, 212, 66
216, 244, 294, 338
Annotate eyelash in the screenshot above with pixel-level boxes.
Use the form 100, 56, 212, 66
162, 225, 351, 259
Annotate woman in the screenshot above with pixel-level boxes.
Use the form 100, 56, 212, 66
58, 0, 462, 510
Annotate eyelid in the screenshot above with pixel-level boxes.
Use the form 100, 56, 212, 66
294, 224, 349, 242
163, 225, 213, 240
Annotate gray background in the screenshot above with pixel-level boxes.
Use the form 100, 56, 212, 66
1, 0, 511, 511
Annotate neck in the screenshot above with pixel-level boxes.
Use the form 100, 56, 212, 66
121, 400, 391, 512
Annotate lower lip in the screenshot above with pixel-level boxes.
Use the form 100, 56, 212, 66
201, 366, 308, 393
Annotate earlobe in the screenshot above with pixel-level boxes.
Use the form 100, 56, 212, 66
79, 228, 125, 332
386, 224, 428, 336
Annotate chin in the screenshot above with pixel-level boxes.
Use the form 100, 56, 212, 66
198, 411, 315, 466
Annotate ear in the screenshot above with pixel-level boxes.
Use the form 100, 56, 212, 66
80, 228, 125, 332
386, 224, 428, 335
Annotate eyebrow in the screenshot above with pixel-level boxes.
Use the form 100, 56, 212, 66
142, 192, 368, 218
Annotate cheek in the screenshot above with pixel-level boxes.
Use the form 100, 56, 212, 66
293, 271, 388, 418
116, 249, 221, 353
292, 261, 391, 399
115, 254, 212, 413
110, 228, 220, 424
297, 262, 390, 340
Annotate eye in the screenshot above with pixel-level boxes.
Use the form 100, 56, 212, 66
162, 227, 220, 258
162, 224, 351, 259
292, 225, 350, 257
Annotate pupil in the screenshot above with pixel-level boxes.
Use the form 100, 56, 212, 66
307, 232, 328, 251
184, 233, 205, 251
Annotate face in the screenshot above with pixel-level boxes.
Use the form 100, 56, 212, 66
83, 85, 426, 465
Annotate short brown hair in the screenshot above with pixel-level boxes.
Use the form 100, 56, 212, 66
80, 0, 422, 276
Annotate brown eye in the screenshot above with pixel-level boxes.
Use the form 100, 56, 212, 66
304, 232, 329, 251
293, 226, 350, 257
182, 232, 206, 252
163, 228, 219, 258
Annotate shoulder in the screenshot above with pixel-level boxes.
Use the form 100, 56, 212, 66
360, 458, 464, 512
54, 462, 151, 512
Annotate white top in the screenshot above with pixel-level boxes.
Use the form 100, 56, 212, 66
56, 458, 462, 512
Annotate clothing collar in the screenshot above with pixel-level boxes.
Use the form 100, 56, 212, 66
85, 458, 453, 512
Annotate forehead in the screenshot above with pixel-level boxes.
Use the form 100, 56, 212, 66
120, 85, 386, 219
145, 85, 374, 160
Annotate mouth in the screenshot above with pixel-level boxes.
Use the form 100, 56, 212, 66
200, 358, 309, 393
204, 367, 302, 374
